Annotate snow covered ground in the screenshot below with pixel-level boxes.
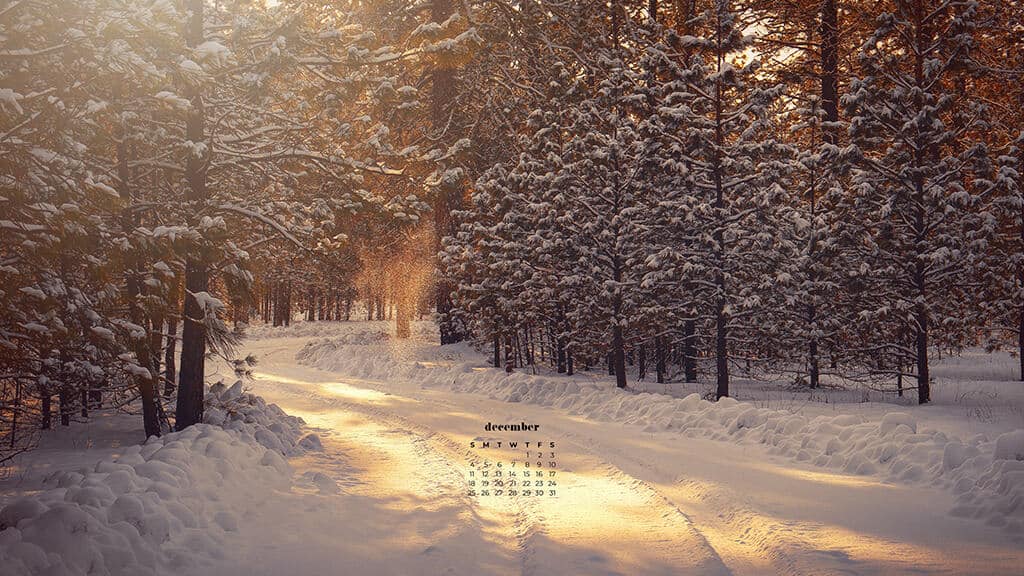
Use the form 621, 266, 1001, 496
2, 319, 1023, 575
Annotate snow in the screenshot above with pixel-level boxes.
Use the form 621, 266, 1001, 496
193, 41, 232, 68
0, 384, 312, 576
287, 322, 1024, 533
4, 320, 1023, 575
246, 320, 1024, 573
0, 88, 23, 116
994, 430, 1024, 461
0, 422, 286, 575
153, 91, 190, 111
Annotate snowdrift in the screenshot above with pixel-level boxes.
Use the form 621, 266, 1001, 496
0, 386, 318, 576
298, 332, 1024, 535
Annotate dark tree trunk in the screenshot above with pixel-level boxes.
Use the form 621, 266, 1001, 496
11, 380, 21, 447
712, 27, 729, 401
176, 0, 209, 431
715, 306, 729, 399
285, 282, 292, 326
567, 349, 574, 376
683, 320, 697, 383
809, 336, 820, 389
655, 336, 666, 384
613, 326, 627, 389
916, 316, 930, 404
177, 261, 207, 430
41, 393, 51, 430
910, 0, 930, 406
556, 335, 567, 374
504, 335, 514, 373
1019, 308, 1023, 382
272, 285, 281, 326
808, 0, 838, 390
638, 343, 646, 381
526, 326, 535, 366
493, 334, 501, 368
59, 387, 70, 426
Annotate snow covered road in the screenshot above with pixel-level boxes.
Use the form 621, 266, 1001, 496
214, 335, 1024, 576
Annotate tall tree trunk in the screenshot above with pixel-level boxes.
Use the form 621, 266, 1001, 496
494, 333, 501, 368
916, 315, 930, 404
11, 380, 21, 447
655, 335, 666, 384
556, 335, 567, 374
715, 303, 729, 399
526, 326, 535, 366
59, 386, 70, 427
808, 0, 839, 390
683, 320, 697, 382
638, 343, 646, 381
1018, 308, 1023, 382
41, 393, 51, 430
613, 326, 627, 389
713, 27, 729, 400
176, 0, 209, 431
911, 0, 929, 406
504, 335, 514, 373
285, 282, 292, 326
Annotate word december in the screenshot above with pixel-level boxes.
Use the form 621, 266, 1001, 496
484, 422, 540, 432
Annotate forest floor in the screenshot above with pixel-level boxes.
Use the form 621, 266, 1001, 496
3, 320, 1023, 575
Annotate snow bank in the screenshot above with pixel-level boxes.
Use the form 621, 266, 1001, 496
297, 332, 1024, 535
205, 380, 319, 456
0, 387, 317, 576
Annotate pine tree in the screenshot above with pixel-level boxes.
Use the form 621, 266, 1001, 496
841, 0, 1003, 402
660, 0, 788, 398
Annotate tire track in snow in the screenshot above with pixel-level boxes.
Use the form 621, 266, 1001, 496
250, 373, 537, 576
252, 363, 731, 576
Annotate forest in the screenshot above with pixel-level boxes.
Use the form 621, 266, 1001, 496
1, 0, 1022, 463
